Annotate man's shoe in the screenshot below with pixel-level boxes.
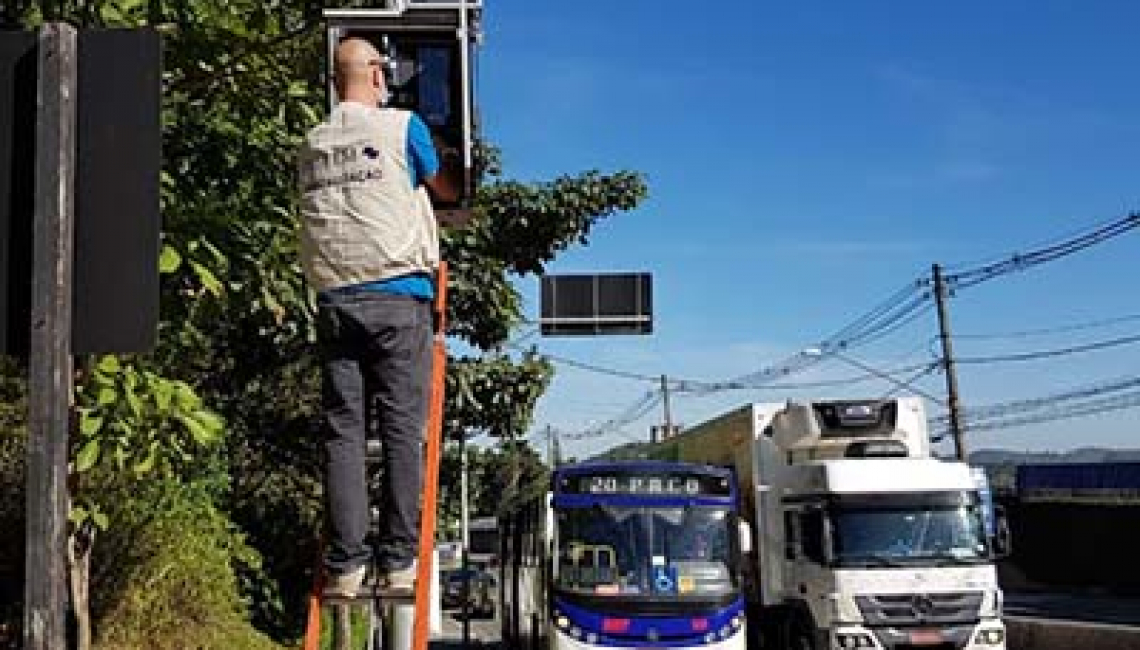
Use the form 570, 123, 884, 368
379, 562, 417, 592
324, 565, 366, 599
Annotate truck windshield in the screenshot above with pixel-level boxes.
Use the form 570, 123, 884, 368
831, 497, 989, 566
554, 505, 736, 600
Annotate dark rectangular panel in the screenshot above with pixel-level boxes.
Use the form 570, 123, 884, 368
73, 28, 161, 354
0, 32, 36, 356
540, 273, 653, 336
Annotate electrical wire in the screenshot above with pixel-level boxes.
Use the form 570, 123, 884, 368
953, 313, 1140, 341
932, 375, 1140, 424
955, 332, 1140, 365
946, 212, 1140, 290
940, 390, 1140, 436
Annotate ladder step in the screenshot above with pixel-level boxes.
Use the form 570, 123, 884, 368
366, 439, 383, 460
322, 585, 415, 606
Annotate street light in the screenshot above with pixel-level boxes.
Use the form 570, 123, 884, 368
801, 347, 947, 406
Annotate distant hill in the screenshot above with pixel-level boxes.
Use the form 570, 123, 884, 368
969, 447, 1140, 467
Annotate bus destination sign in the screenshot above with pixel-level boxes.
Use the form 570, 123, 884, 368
565, 473, 731, 497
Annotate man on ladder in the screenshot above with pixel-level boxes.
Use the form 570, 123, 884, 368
296, 35, 459, 602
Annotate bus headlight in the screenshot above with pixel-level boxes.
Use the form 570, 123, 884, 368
731, 614, 744, 629
585, 632, 598, 644
554, 615, 570, 631
704, 632, 717, 644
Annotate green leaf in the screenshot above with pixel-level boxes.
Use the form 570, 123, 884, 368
190, 261, 224, 297
96, 387, 117, 406
79, 410, 103, 436
91, 510, 109, 530
125, 389, 144, 418
76, 439, 101, 472
134, 443, 158, 475
153, 380, 173, 412
159, 244, 182, 273
96, 356, 121, 374
69, 506, 88, 525
178, 413, 214, 445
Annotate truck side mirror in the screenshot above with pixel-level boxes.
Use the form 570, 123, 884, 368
992, 504, 1012, 559
738, 520, 753, 555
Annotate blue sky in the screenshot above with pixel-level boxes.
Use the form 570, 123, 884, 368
476, 1, 1140, 459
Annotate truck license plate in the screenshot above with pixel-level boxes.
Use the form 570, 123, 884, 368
908, 629, 944, 645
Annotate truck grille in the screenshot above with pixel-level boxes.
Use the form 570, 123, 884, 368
855, 591, 983, 626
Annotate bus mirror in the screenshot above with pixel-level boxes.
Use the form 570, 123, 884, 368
738, 520, 753, 554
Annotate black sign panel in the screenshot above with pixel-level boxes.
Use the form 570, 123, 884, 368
73, 28, 161, 354
0, 32, 36, 356
540, 273, 653, 336
0, 28, 160, 356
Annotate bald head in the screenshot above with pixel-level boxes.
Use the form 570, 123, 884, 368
334, 37, 386, 105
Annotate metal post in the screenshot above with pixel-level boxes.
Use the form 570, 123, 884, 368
459, 435, 471, 647
660, 374, 672, 439
932, 264, 967, 461
24, 22, 76, 650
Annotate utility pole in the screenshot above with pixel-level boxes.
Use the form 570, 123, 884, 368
458, 434, 470, 648
660, 374, 673, 440
932, 264, 967, 461
544, 424, 555, 467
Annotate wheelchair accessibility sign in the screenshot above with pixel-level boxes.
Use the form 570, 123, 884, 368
652, 566, 678, 594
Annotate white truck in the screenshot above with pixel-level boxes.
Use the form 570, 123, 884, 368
652, 397, 1008, 650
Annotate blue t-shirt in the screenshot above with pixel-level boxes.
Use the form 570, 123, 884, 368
328, 113, 440, 300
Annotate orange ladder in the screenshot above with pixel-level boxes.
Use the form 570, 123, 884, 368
302, 263, 450, 650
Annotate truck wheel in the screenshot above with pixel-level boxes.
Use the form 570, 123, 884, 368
786, 619, 816, 650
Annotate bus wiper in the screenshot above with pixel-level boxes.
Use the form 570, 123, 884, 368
846, 554, 907, 568
920, 553, 982, 566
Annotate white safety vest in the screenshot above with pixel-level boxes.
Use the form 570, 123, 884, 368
297, 103, 439, 292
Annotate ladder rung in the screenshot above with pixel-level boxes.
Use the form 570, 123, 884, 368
322, 585, 415, 606
366, 439, 383, 460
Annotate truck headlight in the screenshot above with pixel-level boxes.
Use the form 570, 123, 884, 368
977, 628, 1005, 645
836, 632, 876, 648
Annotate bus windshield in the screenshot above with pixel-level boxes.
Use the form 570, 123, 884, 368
554, 505, 736, 599
831, 500, 989, 566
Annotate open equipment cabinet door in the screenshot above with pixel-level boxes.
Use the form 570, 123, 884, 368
324, 0, 482, 227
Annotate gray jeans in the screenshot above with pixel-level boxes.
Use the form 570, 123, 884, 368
316, 290, 432, 574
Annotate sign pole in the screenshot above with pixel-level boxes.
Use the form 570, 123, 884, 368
24, 21, 77, 650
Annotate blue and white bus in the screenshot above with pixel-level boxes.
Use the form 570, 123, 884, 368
500, 461, 747, 650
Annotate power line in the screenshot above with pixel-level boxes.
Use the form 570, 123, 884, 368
953, 313, 1140, 341
672, 361, 940, 393
935, 390, 1140, 437
933, 374, 1140, 424
694, 278, 933, 393
945, 212, 1140, 290
955, 332, 1140, 365
513, 345, 661, 383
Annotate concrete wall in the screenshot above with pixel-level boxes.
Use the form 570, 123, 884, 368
1008, 617, 1140, 650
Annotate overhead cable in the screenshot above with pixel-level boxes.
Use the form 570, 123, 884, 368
946, 212, 1140, 290
955, 332, 1140, 365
